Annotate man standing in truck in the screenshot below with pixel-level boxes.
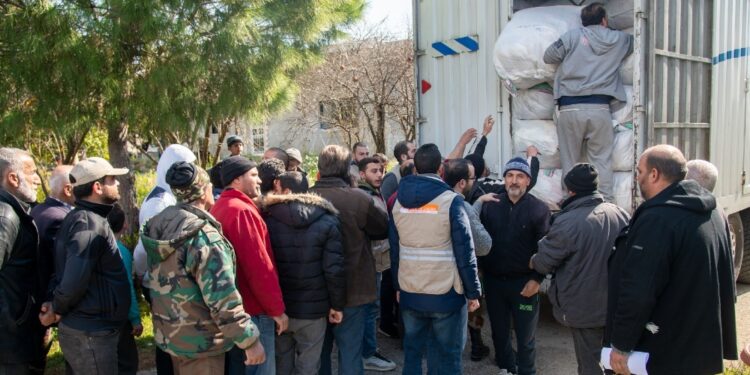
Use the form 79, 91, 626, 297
543, 2, 633, 202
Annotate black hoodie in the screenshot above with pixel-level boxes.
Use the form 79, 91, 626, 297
604, 180, 737, 374
261, 193, 346, 319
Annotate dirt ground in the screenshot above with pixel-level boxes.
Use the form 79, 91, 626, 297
138, 283, 750, 375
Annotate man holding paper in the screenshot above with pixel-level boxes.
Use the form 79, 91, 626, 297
604, 145, 737, 374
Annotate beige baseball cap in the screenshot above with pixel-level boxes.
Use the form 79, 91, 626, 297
286, 148, 303, 163
70, 157, 129, 187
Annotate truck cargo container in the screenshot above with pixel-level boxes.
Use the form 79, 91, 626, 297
413, 0, 750, 281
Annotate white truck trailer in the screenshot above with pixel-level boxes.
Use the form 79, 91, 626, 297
413, 0, 750, 281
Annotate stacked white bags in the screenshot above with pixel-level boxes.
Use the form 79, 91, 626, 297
495, 6, 636, 211
493, 6, 582, 89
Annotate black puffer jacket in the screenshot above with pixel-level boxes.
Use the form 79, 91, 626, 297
261, 193, 345, 319
51, 200, 130, 331
0, 188, 42, 365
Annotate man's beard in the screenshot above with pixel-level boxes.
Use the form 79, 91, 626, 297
507, 185, 527, 200
101, 190, 120, 204
17, 176, 38, 203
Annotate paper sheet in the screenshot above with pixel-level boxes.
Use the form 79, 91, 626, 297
600, 347, 649, 375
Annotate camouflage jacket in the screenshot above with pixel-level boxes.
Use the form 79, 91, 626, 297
141, 203, 258, 358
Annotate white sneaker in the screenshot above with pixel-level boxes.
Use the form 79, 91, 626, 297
363, 352, 397, 371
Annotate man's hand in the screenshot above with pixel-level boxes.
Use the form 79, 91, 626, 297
459, 128, 478, 146
482, 115, 495, 136
272, 313, 289, 335
132, 324, 143, 337
244, 341, 266, 366
467, 299, 480, 312
520, 279, 540, 297
526, 145, 539, 157
477, 193, 500, 203
39, 302, 60, 327
328, 309, 343, 324
610, 349, 631, 375
396, 291, 400, 303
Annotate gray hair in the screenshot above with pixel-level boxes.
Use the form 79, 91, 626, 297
49, 165, 74, 196
686, 159, 719, 192
0, 148, 30, 188
318, 145, 351, 179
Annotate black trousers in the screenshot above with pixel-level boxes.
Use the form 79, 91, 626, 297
484, 274, 540, 375
118, 323, 139, 375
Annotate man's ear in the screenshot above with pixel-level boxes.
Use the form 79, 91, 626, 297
273, 178, 283, 193
6, 171, 20, 189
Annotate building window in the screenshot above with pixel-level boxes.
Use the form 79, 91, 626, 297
251, 127, 265, 154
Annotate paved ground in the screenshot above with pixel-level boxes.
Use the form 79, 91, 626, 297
139, 283, 750, 374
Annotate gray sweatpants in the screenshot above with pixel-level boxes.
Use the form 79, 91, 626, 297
570, 327, 605, 375
556, 103, 614, 201
275, 317, 327, 375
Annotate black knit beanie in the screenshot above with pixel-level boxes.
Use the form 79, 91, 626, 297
564, 163, 599, 194
221, 156, 257, 187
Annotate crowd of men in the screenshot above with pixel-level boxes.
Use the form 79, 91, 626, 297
0, 4, 745, 374
0, 127, 743, 375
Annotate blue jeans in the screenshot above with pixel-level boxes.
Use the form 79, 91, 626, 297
226, 315, 276, 375
319, 304, 366, 375
362, 272, 382, 358
401, 304, 468, 375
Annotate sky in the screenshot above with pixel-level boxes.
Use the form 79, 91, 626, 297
355, 0, 413, 39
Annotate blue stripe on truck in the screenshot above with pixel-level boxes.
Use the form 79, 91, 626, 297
712, 47, 749, 65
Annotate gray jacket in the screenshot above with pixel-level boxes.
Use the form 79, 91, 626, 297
468, 200, 491, 257
544, 25, 633, 101
531, 193, 629, 328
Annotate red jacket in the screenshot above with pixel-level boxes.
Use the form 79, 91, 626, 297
211, 188, 285, 317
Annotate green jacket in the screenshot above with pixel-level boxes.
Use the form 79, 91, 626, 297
141, 203, 258, 358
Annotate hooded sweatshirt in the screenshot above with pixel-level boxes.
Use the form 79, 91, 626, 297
141, 204, 258, 358
261, 193, 346, 319
389, 174, 481, 313
604, 180, 737, 374
134, 144, 196, 280
544, 25, 633, 101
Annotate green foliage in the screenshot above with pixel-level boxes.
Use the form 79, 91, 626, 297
303, 153, 319, 186
1, 0, 366, 145
725, 365, 750, 375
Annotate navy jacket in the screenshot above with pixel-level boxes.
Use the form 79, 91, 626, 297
389, 174, 481, 313
30, 197, 72, 298
52, 200, 130, 331
479, 191, 550, 281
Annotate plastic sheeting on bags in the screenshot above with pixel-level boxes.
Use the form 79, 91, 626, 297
612, 123, 634, 172
529, 169, 565, 211
512, 119, 561, 169
610, 85, 633, 124
620, 51, 634, 85
613, 171, 634, 212
493, 5, 582, 89
512, 84, 555, 120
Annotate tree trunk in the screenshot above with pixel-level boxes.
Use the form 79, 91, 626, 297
107, 121, 138, 237
375, 104, 386, 153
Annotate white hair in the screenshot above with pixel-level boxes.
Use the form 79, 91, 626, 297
686, 159, 719, 192
0, 147, 30, 188
49, 165, 74, 197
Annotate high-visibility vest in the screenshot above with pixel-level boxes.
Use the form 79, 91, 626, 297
392, 190, 464, 295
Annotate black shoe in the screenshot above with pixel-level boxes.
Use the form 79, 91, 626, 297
469, 327, 490, 361
378, 324, 400, 339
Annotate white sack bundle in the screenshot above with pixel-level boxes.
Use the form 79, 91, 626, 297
512, 84, 555, 120
493, 5, 581, 89
512, 119, 561, 169
529, 169, 565, 210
